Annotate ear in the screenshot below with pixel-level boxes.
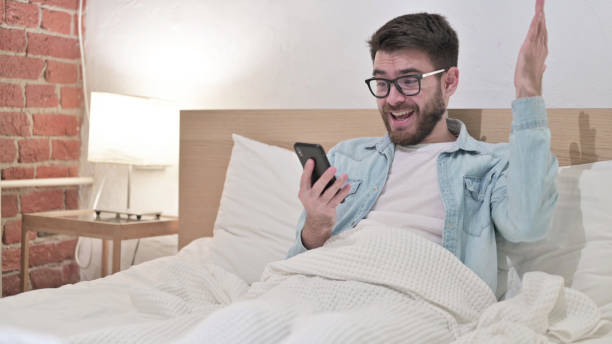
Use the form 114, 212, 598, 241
442, 66, 459, 97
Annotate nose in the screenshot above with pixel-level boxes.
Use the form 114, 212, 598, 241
386, 83, 406, 107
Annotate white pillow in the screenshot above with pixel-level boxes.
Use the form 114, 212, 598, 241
209, 134, 303, 284
499, 160, 612, 307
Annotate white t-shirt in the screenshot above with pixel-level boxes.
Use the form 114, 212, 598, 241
357, 141, 455, 245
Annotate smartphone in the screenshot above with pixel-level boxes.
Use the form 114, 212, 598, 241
294, 142, 337, 191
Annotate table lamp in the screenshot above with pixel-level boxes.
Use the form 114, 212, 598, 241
88, 92, 178, 220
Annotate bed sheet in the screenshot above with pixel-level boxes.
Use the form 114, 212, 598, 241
579, 303, 612, 343
0, 237, 248, 343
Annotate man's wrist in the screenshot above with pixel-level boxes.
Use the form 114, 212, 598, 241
516, 87, 541, 99
300, 230, 313, 250
301, 224, 331, 250
301, 230, 323, 250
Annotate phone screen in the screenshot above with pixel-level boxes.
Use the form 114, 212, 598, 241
294, 142, 336, 191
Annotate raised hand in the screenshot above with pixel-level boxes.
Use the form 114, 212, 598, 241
514, 0, 548, 99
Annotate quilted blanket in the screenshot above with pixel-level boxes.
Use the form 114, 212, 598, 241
0, 225, 608, 343
179, 225, 606, 343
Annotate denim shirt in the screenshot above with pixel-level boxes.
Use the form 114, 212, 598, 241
287, 97, 559, 295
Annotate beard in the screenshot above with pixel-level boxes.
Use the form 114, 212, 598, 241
380, 87, 446, 146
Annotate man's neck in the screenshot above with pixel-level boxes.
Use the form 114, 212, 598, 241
420, 112, 457, 144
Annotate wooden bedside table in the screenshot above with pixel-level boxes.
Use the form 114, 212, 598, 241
20, 209, 178, 292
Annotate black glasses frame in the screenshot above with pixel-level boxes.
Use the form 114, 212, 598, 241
364, 68, 446, 98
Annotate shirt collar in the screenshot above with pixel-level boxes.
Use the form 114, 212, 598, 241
365, 117, 484, 154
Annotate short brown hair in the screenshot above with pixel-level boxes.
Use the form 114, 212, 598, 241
368, 13, 458, 70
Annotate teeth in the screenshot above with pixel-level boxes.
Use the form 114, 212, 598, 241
391, 111, 410, 116
391, 111, 412, 119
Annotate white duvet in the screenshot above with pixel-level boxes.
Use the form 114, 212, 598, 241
1, 226, 609, 343
0, 238, 248, 343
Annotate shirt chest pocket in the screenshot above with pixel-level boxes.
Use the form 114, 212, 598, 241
464, 176, 486, 201
336, 178, 362, 217
462, 175, 490, 236
345, 178, 362, 200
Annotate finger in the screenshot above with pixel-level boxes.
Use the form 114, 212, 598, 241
526, 9, 540, 42
300, 159, 314, 191
531, 13, 546, 58
535, 0, 547, 35
541, 11, 548, 47
321, 173, 348, 204
312, 166, 337, 197
330, 183, 352, 207
538, 5, 546, 35
536, 13, 544, 43
535, 0, 545, 15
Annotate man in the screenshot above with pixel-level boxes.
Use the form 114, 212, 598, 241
181, 3, 561, 342
288, 0, 558, 297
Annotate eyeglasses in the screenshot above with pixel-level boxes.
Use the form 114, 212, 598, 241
364, 69, 446, 98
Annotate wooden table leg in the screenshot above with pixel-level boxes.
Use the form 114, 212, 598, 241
20, 228, 31, 292
102, 239, 109, 277
112, 237, 121, 274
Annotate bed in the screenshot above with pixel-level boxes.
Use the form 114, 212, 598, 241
0, 108, 611, 343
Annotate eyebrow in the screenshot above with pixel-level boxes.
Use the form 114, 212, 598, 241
372, 67, 422, 76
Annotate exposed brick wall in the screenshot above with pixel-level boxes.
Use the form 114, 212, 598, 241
1, 0, 85, 297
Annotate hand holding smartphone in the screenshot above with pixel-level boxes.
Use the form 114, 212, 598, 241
294, 142, 350, 250
293, 142, 336, 191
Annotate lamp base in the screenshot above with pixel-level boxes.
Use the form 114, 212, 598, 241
94, 209, 161, 221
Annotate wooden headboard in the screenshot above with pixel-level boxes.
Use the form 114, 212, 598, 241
179, 108, 612, 249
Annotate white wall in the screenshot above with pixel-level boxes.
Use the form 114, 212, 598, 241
83, 0, 612, 214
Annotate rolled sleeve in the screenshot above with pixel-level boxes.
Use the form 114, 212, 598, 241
511, 96, 547, 131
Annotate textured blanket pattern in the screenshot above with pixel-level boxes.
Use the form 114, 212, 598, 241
1, 226, 606, 343
180, 225, 604, 344
453, 272, 605, 343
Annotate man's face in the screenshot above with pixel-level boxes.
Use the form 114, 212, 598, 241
372, 49, 446, 146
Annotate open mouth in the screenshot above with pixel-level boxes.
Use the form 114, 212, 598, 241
390, 111, 415, 122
